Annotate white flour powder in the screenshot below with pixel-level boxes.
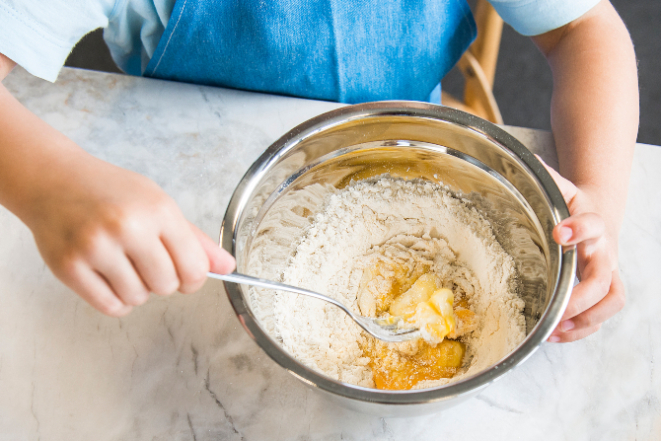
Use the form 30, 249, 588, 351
248, 175, 526, 389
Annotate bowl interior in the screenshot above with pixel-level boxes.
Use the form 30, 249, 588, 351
222, 104, 574, 406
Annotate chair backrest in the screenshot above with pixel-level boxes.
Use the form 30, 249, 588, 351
443, 0, 504, 124
470, 0, 503, 87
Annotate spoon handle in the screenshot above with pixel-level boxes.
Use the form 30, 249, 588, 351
207, 272, 351, 314
209, 271, 421, 342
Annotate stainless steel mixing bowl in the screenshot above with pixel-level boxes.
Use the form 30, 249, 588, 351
219, 101, 576, 415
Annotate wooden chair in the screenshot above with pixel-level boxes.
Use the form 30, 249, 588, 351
441, 0, 504, 124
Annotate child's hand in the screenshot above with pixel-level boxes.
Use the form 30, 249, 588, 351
541, 161, 625, 343
23, 150, 235, 317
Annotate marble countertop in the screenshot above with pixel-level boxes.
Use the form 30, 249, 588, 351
1, 67, 660, 440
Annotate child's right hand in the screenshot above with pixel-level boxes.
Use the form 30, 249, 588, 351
23, 149, 236, 317
1, 69, 234, 317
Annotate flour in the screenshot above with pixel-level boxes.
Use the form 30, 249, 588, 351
248, 175, 526, 389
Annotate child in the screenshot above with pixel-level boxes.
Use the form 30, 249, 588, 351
0, 0, 638, 343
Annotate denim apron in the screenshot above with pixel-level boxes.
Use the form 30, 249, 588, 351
144, 0, 476, 104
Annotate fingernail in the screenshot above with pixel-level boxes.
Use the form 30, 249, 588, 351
559, 226, 573, 244
548, 336, 561, 343
560, 320, 575, 332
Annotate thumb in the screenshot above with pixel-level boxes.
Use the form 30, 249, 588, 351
188, 222, 236, 275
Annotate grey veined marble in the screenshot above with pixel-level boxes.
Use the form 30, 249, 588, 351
1, 67, 660, 440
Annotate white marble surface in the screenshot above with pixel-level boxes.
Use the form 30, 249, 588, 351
1, 67, 660, 440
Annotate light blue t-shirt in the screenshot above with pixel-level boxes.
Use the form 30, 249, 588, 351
0, 0, 600, 83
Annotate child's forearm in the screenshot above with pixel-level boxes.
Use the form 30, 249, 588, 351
0, 54, 48, 221
0, 53, 93, 226
0, 53, 15, 79
533, 0, 638, 240
0, 82, 80, 223
1, 50, 65, 224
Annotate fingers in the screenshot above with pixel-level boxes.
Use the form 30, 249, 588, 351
71, 219, 222, 316
128, 219, 236, 297
549, 270, 625, 343
160, 221, 210, 294
549, 208, 617, 340
559, 247, 613, 321
92, 245, 150, 307
553, 212, 605, 249
188, 222, 236, 275
82, 217, 233, 311
548, 325, 601, 343
125, 237, 180, 296
63, 262, 133, 317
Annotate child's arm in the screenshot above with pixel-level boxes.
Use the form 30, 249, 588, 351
0, 53, 14, 78
1, 53, 235, 316
531, 0, 638, 342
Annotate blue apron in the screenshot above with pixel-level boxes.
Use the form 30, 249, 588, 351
144, 0, 476, 104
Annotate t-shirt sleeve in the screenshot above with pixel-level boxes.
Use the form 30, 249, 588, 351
488, 0, 602, 36
0, 0, 116, 82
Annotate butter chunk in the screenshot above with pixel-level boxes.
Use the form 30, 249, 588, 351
385, 273, 477, 344
389, 273, 438, 318
410, 288, 456, 344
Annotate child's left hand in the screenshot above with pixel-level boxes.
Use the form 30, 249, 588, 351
542, 161, 626, 343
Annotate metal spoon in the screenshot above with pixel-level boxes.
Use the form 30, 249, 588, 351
208, 272, 421, 342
